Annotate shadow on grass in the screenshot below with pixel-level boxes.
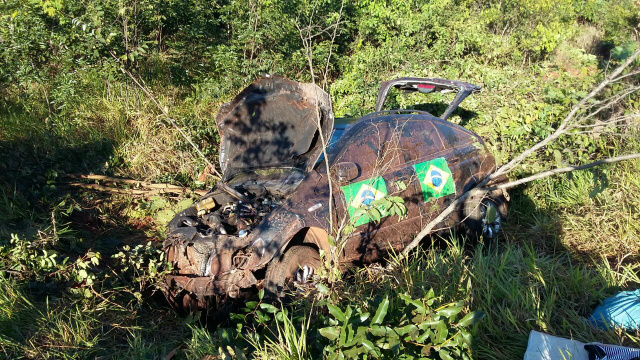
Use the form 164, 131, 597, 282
0, 121, 188, 357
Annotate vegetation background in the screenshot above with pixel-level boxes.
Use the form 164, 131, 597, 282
1, 0, 639, 358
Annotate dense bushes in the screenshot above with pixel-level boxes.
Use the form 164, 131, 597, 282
2, 0, 637, 113
2, 0, 638, 184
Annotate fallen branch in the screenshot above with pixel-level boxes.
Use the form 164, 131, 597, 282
490, 153, 640, 191
66, 174, 150, 186
65, 182, 207, 197
62, 174, 207, 197
65, 174, 204, 192
488, 47, 640, 180
1, 269, 23, 277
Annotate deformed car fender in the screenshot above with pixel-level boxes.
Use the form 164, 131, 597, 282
242, 207, 307, 271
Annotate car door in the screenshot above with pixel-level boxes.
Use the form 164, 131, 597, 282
330, 119, 429, 264
391, 118, 451, 242
343, 117, 479, 255
410, 119, 481, 229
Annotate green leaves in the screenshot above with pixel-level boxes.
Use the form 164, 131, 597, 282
435, 320, 448, 343
457, 311, 486, 327
346, 194, 408, 235
612, 41, 639, 61
385, 196, 408, 221
371, 296, 389, 325
436, 303, 463, 318
328, 304, 347, 322
259, 303, 278, 314
318, 293, 483, 359
553, 149, 563, 166
320, 326, 341, 341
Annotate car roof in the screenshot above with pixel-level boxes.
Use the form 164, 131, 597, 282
327, 112, 482, 163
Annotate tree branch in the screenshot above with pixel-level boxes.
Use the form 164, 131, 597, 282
62, 174, 207, 197
490, 153, 640, 191
488, 47, 640, 181
322, 0, 344, 90
64, 182, 206, 197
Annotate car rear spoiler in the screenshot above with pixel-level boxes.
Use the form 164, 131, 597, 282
375, 77, 481, 121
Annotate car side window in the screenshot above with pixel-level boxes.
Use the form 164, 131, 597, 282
333, 122, 403, 180
398, 120, 446, 164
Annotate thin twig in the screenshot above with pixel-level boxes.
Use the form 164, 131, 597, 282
571, 114, 639, 129
296, 4, 345, 240
490, 153, 640, 190
322, 0, 344, 90
581, 85, 640, 123
612, 69, 640, 83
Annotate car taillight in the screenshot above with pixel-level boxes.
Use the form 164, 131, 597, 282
417, 84, 435, 93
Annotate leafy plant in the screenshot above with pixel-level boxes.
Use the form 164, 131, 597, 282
319, 292, 485, 359
1, 233, 61, 277
111, 241, 171, 298
342, 195, 408, 236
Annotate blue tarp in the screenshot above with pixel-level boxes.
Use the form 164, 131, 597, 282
590, 289, 640, 331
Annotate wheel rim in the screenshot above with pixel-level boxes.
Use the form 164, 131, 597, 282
294, 264, 315, 285
481, 202, 501, 239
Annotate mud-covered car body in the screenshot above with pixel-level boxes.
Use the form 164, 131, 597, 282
163, 76, 507, 310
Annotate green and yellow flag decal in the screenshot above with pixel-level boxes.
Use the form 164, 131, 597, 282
413, 157, 455, 202
340, 176, 389, 226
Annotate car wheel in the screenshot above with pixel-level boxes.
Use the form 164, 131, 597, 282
462, 194, 504, 240
264, 245, 321, 298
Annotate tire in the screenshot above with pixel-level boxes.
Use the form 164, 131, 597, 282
264, 245, 321, 298
462, 193, 504, 240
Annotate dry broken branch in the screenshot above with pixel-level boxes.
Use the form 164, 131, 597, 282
62, 174, 207, 197
65, 182, 206, 197
490, 48, 640, 179
490, 153, 640, 190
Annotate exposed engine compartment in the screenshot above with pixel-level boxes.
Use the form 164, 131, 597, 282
193, 188, 283, 238
162, 76, 335, 309
163, 170, 303, 278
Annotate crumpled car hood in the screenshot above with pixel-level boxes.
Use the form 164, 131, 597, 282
216, 76, 334, 180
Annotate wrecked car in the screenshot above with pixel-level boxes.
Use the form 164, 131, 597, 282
163, 76, 509, 310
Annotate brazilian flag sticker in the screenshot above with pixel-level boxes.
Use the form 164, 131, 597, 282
340, 176, 389, 226
414, 157, 455, 202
